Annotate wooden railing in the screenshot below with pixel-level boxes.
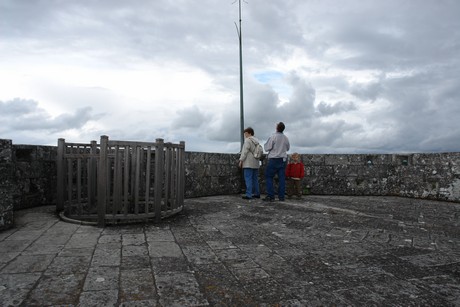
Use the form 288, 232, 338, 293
56, 136, 185, 226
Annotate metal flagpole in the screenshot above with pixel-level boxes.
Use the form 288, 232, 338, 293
234, 0, 245, 150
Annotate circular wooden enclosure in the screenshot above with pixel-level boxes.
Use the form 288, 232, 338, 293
56, 136, 185, 226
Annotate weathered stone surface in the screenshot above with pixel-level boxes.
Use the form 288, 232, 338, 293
0, 273, 41, 306
0, 139, 15, 231
119, 268, 156, 302
155, 271, 209, 306
1, 254, 55, 273
91, 242, 122, 266
185, 151, 242, 198
148, 241, 182, 258
13, 144, 57, 210
78, 289, 119, 307
83, 266, 119, 291
23, 273, 85, 306
1, 195, 460, 306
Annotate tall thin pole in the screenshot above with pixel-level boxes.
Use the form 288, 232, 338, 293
236, 0, 244, 149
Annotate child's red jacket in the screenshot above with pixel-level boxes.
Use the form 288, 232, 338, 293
285, 162, 305, 179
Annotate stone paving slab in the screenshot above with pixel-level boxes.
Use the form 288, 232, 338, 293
0, 195, 459, 306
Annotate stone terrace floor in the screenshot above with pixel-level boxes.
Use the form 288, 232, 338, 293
1, 195, 460, 306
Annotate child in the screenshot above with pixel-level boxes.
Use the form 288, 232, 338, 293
285, 153, 305, 198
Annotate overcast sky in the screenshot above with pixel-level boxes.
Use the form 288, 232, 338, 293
1, 0, 459, 154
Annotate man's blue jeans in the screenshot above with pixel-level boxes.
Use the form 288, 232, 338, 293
243, 168, 260, 198
265, 158, 286, 199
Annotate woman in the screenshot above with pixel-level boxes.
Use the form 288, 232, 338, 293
238, 127, 261, 199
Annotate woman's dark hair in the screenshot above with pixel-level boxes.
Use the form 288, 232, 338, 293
244, 127, 254, 136
276, 122, 285, 133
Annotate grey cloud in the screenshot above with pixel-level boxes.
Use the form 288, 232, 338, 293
207, 80, 280, 143
350, 80, 383, 102
172, 105, 207, 129
0, 98, 38, 115
209, 73, 317, 144
0, 98, 96, 132
290, 119, 361, 148
297, 1, 460, 72
317, 101, 357, 117
279, 74, 316, 121
1, 0, 460, 153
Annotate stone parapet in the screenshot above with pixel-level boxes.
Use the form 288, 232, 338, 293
0, 139, 15, 230
13, 144, 57, 210
1, 138, 460, 220
185, 151, 242, 197
301, 153, 460, 202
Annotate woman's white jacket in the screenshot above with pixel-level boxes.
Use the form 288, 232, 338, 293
239, 136, 261, 169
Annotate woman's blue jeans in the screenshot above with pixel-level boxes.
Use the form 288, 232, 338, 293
265, 158, 286, 199
243, 168, 260, 198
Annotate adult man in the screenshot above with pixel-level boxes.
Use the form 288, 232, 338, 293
263, 122, 290, 202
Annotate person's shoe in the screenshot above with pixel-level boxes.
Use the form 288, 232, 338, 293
278, 198, 285, 201
263, 196, 274, 202
253, 195, 260, 199
242, 196, 251, 200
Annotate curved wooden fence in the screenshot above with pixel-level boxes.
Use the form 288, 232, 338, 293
56, 136, 185, 226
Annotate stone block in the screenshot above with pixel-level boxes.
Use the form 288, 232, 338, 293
325, 154, 349, 166
302, 154, 325, 165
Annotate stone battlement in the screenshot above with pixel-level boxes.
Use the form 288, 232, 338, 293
1, 138, 460, 230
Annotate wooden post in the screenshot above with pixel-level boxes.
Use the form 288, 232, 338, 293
179, 141, 186, 205
56, 138, 65, 212
145, 145, 152, 214
77, 156, 82, 216
154, 138, 164, 222
164, 145, 172, 210
113, 145, 122, 213
89, 140, 97, 209
123, 146, 130, 215
134, 146, 141, 214
97, 135, 109, 227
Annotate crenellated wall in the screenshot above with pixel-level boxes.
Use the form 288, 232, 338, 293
1, 138, 460, 231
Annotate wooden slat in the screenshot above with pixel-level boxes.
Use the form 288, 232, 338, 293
164, 146, 171, 210
134, 146, 141, 214
113, 146, 122, 214
77, 158, 82, 216
130, 145, 136, 212
154, 138, 164, 222
89, 141, 97, 209
97, 135, 108, 227
67, 159, 72, 204
56, 138, 65, 212
178, 141, 186, 205
123, 146, 130, 215
145, 146, 152, 213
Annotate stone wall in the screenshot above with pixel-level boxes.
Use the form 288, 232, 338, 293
185, 152, 242, 197
301, 153, 460, 202
1, 137, 460, 231
0, 140, 17, 231
14, 144, 57, 210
